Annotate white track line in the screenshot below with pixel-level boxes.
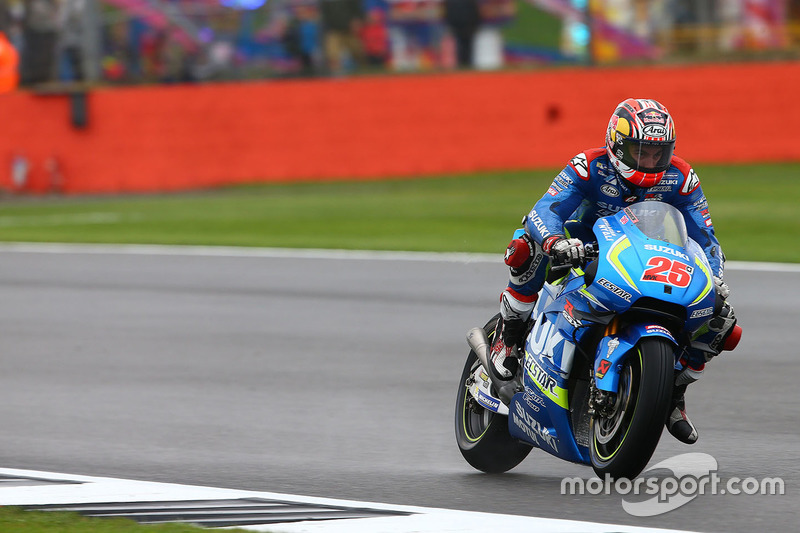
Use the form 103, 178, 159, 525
0, 468, 695, 533
0, 242, 797, 272
0, 242, 493, 263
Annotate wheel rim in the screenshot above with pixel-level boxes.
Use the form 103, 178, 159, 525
592, 349, 642, 461
595, 364, 633, 445
461, 360, 493, 443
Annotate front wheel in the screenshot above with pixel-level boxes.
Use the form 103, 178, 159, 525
455, 315, 532, 474
590, 337, 674, 479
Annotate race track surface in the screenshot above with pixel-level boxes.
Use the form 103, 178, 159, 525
0, 246, 796, 532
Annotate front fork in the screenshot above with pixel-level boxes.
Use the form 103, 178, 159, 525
589, 317, 621, 418
588, 317, 680, 418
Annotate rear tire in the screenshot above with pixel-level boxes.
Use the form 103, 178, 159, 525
590, 337, 674, 479
455, 315, 532, 473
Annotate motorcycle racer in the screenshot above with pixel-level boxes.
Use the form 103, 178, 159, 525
490, 98, 740, 444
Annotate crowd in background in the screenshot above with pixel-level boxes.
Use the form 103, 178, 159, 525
0, 0, 799, 89
0, 0, 518, 85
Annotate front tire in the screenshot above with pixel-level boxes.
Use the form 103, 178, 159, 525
455, 315, 532, 473
590, 337, 674, 479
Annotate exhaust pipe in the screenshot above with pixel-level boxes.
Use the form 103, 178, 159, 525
466, 327, 492, 375
466, 326, 521, 405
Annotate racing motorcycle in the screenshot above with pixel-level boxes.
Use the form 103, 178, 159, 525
456, 201, 729, 479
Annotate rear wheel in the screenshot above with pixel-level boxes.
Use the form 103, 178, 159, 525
455, 315, 532, 473
590, 337, 674, 479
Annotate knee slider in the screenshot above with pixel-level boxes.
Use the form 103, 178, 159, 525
506, 236, 546, 286
504, 234, 535, 270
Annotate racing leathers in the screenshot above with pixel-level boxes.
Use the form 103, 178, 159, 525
514, 147, 722, 291
493, 147, 738, 443
499, 148, 736, 375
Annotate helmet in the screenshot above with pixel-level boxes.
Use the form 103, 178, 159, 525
605, 98, 676, 188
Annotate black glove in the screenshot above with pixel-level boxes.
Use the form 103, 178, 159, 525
713, 276, 730, 300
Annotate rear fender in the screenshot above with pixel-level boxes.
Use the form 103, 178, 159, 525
594, 324, 677, 393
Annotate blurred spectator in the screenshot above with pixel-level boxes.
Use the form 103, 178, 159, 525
742, 0, 787, 49
672, 0, 716, 52
360, 6, 389, 66
140, 28, 166, 82
208, 39, 235, 77
58, 0, 86, 81
443, 0, 482, 68
3, 0, 798, 87
21, 0, 60, 85
297, 5, 322, 74
387, 0, 441, 70
161, 33, 193, 83
319, 0, 364, 74
101, 20, 131, 83
282, 4, 322, 76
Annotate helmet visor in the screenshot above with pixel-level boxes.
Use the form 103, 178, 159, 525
615, 137, 675, 174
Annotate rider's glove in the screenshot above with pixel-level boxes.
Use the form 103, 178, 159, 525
504, 234, 536, 275
543, 235, 585, 267
713, 276, 730, 300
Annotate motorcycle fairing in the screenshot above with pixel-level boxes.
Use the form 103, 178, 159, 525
508, 276, 598, 464
526, 273, 604, 381
593, 324, 678, 393
508, 388, 589, 464
585, 210, 717, 333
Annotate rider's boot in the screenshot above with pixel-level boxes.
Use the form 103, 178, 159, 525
488, 315, 526, 381
667, 302, 741, 444
666, 384, 698, 444
675, 355, 705, 387
488, 290, 536, 382
669, 349, 705, 444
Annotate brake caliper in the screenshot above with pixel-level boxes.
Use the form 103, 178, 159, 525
589, 380, 618, 418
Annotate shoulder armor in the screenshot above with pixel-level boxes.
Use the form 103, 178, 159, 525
568, 148, 606, 181
671, 155, 700, 196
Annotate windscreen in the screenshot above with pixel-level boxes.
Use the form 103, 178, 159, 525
622, 202, 688, 247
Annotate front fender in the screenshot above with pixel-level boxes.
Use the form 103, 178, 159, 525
594, 324, 677, 393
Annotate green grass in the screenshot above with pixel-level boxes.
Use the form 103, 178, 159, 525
0, 507, 252, 533
0, 161, 797, 263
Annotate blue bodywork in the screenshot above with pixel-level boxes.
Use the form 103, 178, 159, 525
506, 202, 717, 464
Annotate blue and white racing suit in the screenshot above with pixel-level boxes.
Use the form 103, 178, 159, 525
503, 148, 727, 371
510, 147, 723, 297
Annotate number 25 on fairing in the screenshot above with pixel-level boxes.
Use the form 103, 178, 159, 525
641, 256, 693, 288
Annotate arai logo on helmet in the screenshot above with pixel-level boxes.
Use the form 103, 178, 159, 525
643, 124, 668, 137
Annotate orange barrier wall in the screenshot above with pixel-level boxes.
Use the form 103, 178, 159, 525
2, 61, 799, 194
